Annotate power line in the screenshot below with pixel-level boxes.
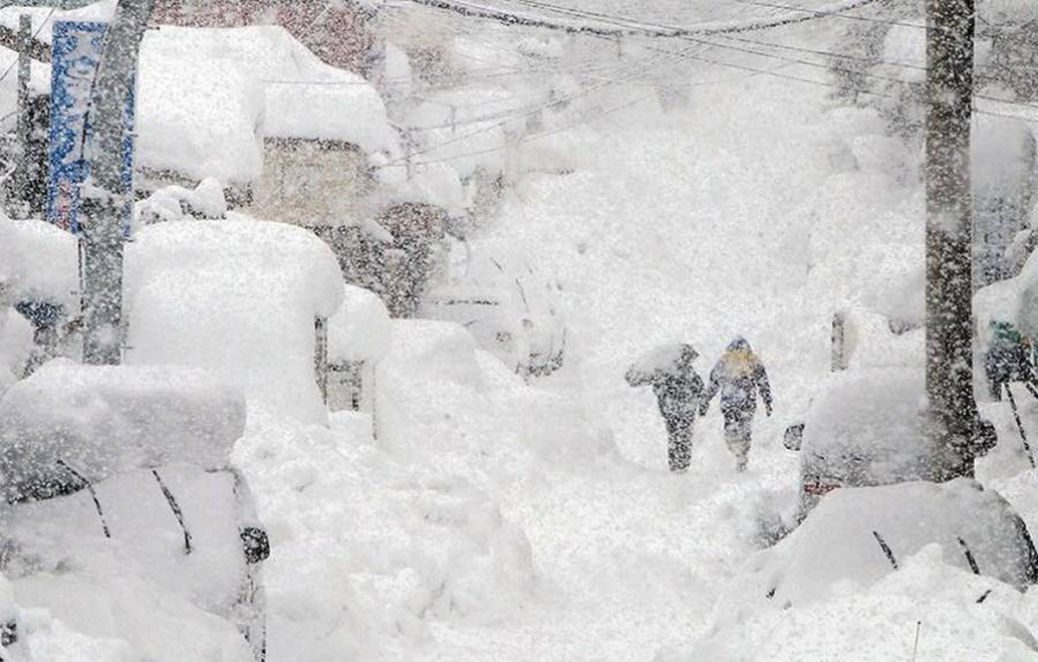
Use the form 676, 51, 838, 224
383, 41, 715, 166
396, 0, 883, 38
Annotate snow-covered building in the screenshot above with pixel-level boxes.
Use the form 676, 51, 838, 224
136, 25, 399, 205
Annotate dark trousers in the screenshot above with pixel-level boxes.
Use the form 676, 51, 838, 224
663, 413, 694, 472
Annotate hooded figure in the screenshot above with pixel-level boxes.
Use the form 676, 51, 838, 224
985, 321, 1035, 400
625, 343, 704, 472
700, 337, 772, 472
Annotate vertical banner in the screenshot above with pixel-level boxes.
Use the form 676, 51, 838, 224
47, 20, 135, 235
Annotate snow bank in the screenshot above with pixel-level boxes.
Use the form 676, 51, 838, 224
0, 362, 245, 500
138, 26, 398, 185
328, 284, 392, 364
232, 408, 535, 661
685, 545, 1038, 662
125, 216, 343, 424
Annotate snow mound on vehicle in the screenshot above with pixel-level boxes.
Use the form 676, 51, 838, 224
0, 362, 245, 501
683, 544, 1038, 662
719, 480, 1036, 614
126, 216, 343, 424
804, 369, 932, 469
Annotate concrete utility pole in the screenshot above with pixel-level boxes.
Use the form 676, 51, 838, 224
79, 0, 153, 365
80, 0, 154, 365
925, 0, 978, 480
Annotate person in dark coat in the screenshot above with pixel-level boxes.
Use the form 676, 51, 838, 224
625, 344, 704, 472
985, 320, 1035, 400
700, 337, 772, 472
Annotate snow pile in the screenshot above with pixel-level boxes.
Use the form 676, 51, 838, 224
232, 407, 536, 661
3, 466, 259, 662
0, 361, 245, 500
135, 177, 228, 229
138, 26, 398, 185
125, 216, 343, 424
329, 284, 392, 364
683, 545, 1038, 662
11, 553, 253, 662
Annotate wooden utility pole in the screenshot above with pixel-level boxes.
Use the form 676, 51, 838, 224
80, 0, 154, 365
925, 0, 977, 480
9, 14, 31, 219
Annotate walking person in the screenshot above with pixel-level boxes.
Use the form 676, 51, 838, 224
625, 343, 704, 472
984, 320, 1035, 401
700, 337, 773, 472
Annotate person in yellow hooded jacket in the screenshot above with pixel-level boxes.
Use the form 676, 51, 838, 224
700, 337, 772, 472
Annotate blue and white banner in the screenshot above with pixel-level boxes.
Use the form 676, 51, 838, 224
46, 20, 135, 235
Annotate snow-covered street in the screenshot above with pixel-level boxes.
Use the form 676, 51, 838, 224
4, 2, 1038, 660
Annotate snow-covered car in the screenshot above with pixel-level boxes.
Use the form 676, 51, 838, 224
783, 369, 996, 523
0, 363, 268, 661
751, 480, 1038, 607
419, 254, 566, 378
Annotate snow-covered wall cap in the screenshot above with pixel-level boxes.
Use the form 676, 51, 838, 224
0, 215, 78, 309
0, 361, 246, 501
328, 284, 392, 363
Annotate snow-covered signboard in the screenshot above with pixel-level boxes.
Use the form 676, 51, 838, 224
46, 20, 135, 235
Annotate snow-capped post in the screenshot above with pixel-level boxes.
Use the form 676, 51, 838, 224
925, 0, 978, 479
80, 0, 154, 365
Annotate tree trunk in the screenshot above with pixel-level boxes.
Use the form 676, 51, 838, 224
925, 0, 977, 480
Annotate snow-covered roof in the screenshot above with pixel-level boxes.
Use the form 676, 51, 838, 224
138, 25, 399, 185
125, 214, 344, 424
